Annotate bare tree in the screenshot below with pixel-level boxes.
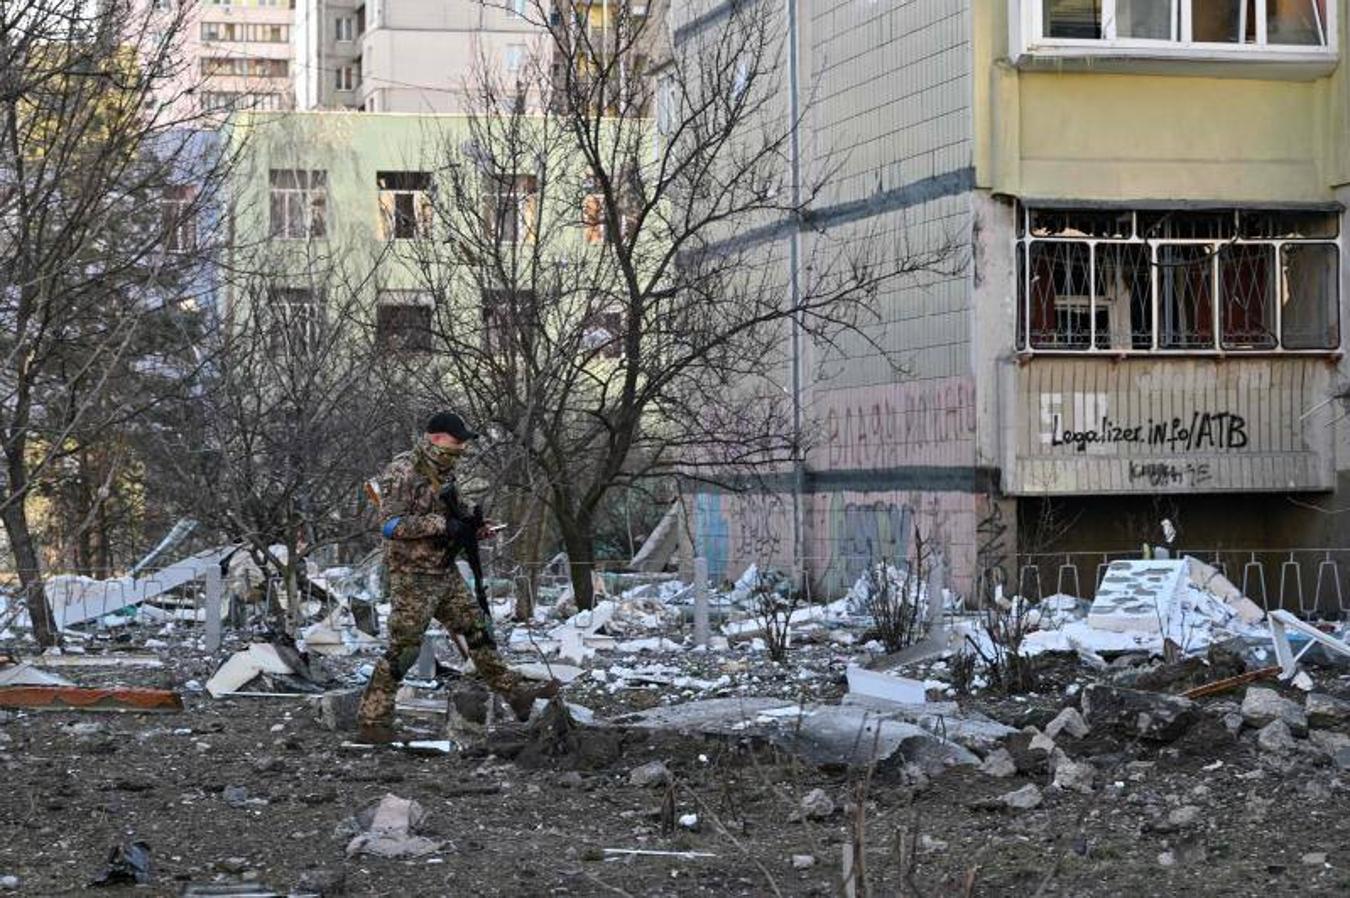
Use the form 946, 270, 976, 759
404, 1, 957, 610
0, 1, 236, 646
145, 204, 416, 633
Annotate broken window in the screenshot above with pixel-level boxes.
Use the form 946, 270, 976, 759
269, 170, 327, 240
581, 308, 624, 359
376, 292, 433, 353
1281, 243, 1339, 349
161, 184, 196, 253
483, 174, 538, 244
377, 171, 432, 240
1017, 206, 1339, 353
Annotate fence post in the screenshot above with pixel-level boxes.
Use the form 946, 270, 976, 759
204, 562, 223, 654
693, 556, 710, 648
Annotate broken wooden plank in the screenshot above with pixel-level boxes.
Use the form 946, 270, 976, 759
1181, 665, 1282, 699
0, 685, 183, 712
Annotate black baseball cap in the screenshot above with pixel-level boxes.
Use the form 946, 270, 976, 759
425, 411, 478, 441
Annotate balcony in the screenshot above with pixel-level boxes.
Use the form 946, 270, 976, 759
1010, 1, 1339, 78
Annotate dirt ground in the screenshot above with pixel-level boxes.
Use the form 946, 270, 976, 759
2, 646, 1350, 897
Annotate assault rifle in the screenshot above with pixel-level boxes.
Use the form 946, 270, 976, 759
438, 482, 495, 626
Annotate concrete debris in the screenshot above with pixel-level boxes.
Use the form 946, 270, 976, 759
1081, 684, 1199, 742
615, 697, 979, 771
343, 794, 443, 859
1291, 671, 1315, 692
628, 760, 671, 788
798, 788, 834, 820
1305, 693, 1350, 730
1240, 687, 1308, 737
206, 644, 301, 698
1306, 728, 1350, 757
979, 748, 1017, 778
1256, 719, 1298, 754
1000, 783, 1043, 810
312, 689, 362, 732
1051, 750, 1095, 794
0, 662, 75, 688
791, 854, 816, 870
1045, 706, 1090, 740
1301, 852, 1328, 867
845, 665, 926, 705
677, 813, 698, 830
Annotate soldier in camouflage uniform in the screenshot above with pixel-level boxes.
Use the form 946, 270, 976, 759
357, 411, 557, 743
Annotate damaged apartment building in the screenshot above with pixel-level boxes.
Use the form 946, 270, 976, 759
680, 0, 1350, 602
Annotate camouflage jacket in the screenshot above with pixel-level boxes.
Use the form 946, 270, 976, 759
376, 450, 455, 572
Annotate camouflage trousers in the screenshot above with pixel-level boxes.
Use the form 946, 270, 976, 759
357, 568, 522, 730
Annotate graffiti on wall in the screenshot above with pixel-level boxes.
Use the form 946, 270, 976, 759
975, 494, 1011, 602
693, 489, 977, 597
816, 377, 978, 469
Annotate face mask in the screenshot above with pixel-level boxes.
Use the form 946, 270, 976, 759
417, 435, 463, 472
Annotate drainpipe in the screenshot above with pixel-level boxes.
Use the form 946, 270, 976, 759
786, 0, 804, 592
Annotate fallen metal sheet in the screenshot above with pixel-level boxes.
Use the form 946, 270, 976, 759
1181, 665, 1282, 699
1269, 610, 1350, 679
613, 697, 979, 770
205, 644, 297, 698
0, 685, 183, 712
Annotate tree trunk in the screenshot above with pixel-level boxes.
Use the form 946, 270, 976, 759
560, 518, 597, 611
514, 493, 547, 620
1, 502, 59, 648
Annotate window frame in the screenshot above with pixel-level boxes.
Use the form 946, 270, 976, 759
335, 15, 355, 42
162, 185, 197, 254
268, 169, 328, 241
1016, 205, 1341, 355
1013, 0, 1338, 68
376, 171, 433, 241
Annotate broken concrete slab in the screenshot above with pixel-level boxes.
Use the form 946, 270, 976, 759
1185, 556, 1264, 624
1081, 684, 1199, 742
613, 697, 979, 771
838, 695, 1016, 753
1088, 560, 1187, 634
845, 665, 925, 705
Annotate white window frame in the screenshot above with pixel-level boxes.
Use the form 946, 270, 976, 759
1015, 205, 1342, 356
269, 170, 328, 241
1011, 0, 1338, 70
335, 15, 355, 42
335, 65, 356, 91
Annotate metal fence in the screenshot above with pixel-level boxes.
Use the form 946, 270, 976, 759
1007, 548, 1350, 619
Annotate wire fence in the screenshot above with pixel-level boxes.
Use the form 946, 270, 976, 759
1005, 548, 1350, 620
